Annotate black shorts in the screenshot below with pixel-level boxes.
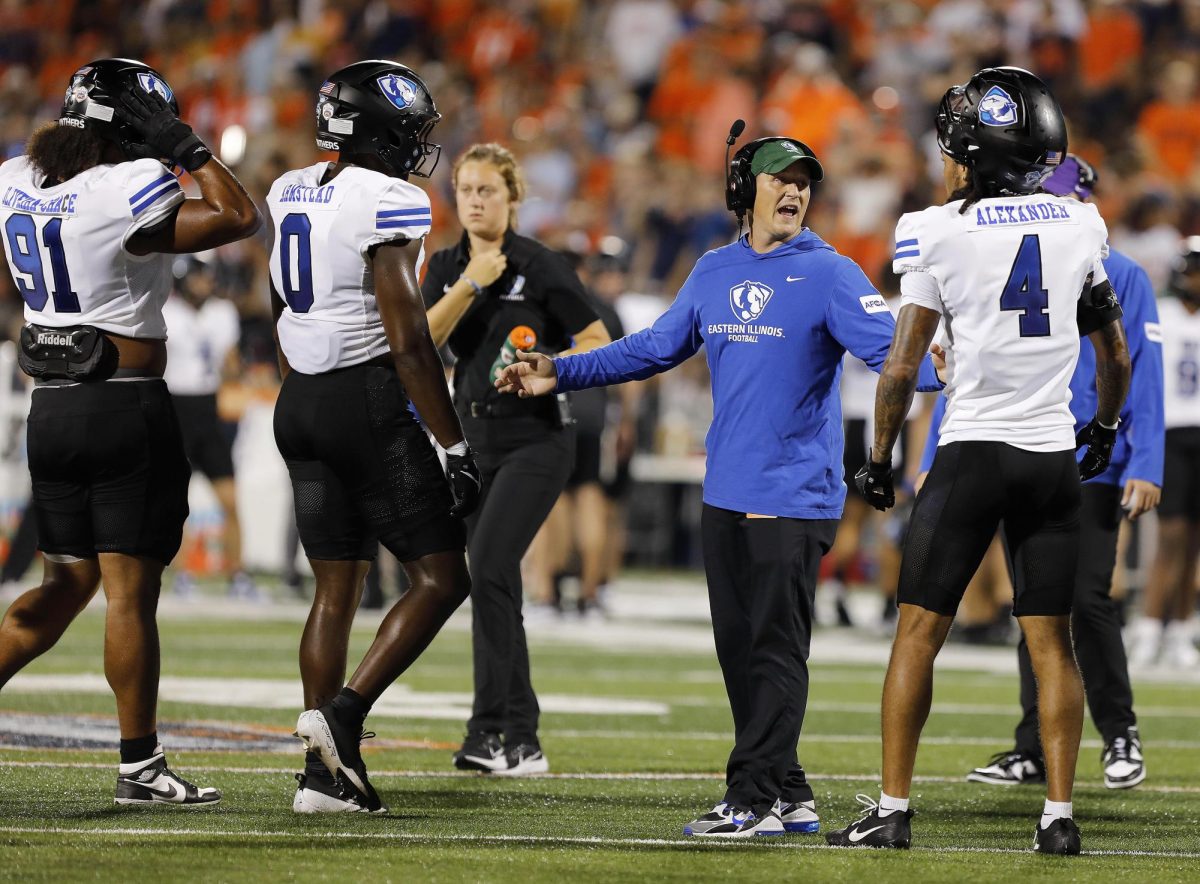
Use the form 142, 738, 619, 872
899, 441, 1080, 617
173, 393, 235, 481
567, 430, 602, 488
1159, 427, 1200, 520
273, 361, 464, 562
27, 378, 191, 565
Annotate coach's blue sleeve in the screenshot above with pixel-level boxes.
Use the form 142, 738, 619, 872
825, 262, 943, 392
554, 275, 702, 392
1118, 266, 1165, 486
918, 394, 947, 474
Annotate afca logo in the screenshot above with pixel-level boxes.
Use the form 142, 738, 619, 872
137, 72, 173, 103
979, 85, 1017, 127
730, 280, 774, 322
377, 75, 418, 110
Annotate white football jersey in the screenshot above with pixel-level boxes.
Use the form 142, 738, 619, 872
1157, 296, 1200, 429
267, 162, 431, 374
895, 194, 1110, 452
163, 294, 241, 396
0, 155, 184, 338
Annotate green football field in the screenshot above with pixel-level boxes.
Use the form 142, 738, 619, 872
1, 580, 1199, 882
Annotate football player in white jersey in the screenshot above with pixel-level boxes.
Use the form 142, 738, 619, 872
269, 61, 480, 815
826, 68, 1130, 854
1128, 238, 1200, 667
0, 58, 260, 805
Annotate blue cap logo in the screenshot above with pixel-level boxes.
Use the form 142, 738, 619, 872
978, 85, 1017, 127
729, 280, 774, 323
377, 74, 418, 110
137, 72, 173, 103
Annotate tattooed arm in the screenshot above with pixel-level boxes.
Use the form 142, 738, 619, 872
871, 303, 942, 465
1088, 317, 1131, 427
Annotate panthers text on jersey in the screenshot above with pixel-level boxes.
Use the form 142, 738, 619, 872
0, 156, 184, 338
894, 194, 1109, 452
1157, 296, 1200, 430
267, 162, 432, 374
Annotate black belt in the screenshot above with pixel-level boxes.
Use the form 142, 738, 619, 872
35, 367, 160, 387
466, 399, 556, 420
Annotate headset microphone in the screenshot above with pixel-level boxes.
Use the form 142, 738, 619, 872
725, 119, 747, 217
727, 118, 746, 146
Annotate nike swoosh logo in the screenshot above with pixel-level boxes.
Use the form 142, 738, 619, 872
786, 276, 805, 282
848, 824, 885, 843
137, 780, 180, 800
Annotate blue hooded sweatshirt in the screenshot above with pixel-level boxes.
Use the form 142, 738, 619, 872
554, 229, 942, 519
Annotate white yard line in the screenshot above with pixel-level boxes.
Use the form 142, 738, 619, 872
0, 825, 1195, 858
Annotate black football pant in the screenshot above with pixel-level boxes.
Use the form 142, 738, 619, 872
1012, 482, 1137, 755
464, 426, 574, 745
702, 504, 836, 817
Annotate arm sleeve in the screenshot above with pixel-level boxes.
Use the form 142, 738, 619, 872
825, 261, 943, 392
555, 273, 702, 391
918, 394, 947, 474
538, 250, 599, 336
361, 180, 432, 256
1118, 265, 1165, 486
120, 159, 185, 250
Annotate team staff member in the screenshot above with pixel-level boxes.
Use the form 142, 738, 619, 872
964, 155, 1162, 791
497, 128, 943, 835
0, 59, 259, 804
273, 61, 480, 815
828, 68, 1130, 854
423, 143, 609, 776
162, 256, 256, 599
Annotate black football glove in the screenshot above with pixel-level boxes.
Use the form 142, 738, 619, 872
446, 448, 482, 519
115, 88, 212, 172
1076, 418, 1118, 481
855, 458, 895, 512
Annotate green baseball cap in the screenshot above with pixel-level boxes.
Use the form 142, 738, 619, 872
750, 138, 824, 182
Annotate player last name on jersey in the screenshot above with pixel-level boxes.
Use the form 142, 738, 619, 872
2, 186, 79, 215
278, 183, 336, 204
973, 200, 1073, 226
706, 322, 786, 343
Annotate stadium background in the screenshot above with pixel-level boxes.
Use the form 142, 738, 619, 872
2, 1, 1200, 879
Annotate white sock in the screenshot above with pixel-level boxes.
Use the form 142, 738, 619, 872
878, 792, 909, 817
1040, 800, 1072, 829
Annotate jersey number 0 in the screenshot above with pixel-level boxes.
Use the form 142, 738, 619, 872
999, 234, 1050, 337
279, 213, 314, 313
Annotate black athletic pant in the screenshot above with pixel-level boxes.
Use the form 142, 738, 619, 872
465, 423, 574, 744
701, 504, 836, 816
1013, 482, 1137, 755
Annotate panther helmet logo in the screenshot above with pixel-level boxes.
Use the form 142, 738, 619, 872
377, 74, 418, 110
136, 72, 173, 103
978, 85, 1018, 127
730, 280, 774, 323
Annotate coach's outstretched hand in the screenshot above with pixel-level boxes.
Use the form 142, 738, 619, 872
116, 88, 212, 172
1076, 418, 1117, 481
855, 459, 895, 511
446, 449, 482, 518
495, 350, 557, 398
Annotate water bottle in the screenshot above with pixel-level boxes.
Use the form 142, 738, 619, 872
490, 326, 538, 383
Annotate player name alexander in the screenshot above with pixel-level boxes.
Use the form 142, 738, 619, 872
707, 323, 786, 340
973, 200, 1073, 225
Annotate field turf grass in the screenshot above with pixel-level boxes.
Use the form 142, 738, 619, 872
1, 591, 1199, 882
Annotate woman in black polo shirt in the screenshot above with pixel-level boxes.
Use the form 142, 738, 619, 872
423, 143, 609, 775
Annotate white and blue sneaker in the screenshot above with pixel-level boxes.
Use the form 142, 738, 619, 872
684, 802, 786, 837
776, 798, 820, 833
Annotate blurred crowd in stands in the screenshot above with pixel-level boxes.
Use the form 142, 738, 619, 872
1, 0, 1198, 638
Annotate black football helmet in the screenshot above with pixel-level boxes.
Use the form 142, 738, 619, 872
1169, 236, 1200, 305
936, 66, 1066, 197
315, 60, 441, 178
60, 58, 179, 158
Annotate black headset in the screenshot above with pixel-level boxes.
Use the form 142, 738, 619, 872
724, 121, 818, 223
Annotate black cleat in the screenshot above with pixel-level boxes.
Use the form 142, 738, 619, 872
293, 768, 365, 814
453, 731, 508, 772
295, 707, 386, 813
825, 795, 912, 848
115, 746, 221, 806
1034, 817, 1081, 855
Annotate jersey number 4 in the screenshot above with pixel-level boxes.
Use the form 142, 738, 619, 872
279, 213, 314, 313
3, 213, 80, 313
999, 234, 1050, 337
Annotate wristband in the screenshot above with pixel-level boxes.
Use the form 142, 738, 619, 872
445, 440, 469, 457
1099, 418, 1120, 431
459, 275, 483, 296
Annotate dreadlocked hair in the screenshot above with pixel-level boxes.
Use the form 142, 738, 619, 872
26, 121, 108, 186
949, 165, 990, 214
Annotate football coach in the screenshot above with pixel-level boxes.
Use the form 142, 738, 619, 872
495, 122, 943, 837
